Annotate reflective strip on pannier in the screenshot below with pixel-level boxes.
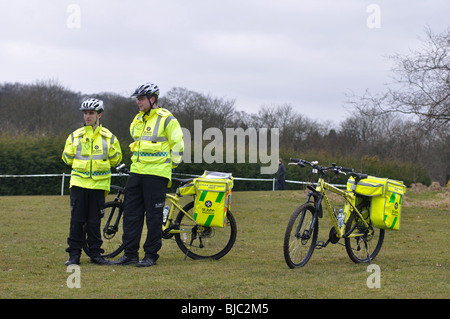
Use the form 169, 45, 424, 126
347, 176, 387, 196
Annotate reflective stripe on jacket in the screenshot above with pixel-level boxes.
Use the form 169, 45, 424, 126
129, 107, 184, 180
62, 125, 122, 192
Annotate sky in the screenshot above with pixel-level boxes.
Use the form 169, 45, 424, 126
0, 0, 448, 124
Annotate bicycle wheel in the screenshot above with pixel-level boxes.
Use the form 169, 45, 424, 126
83, 201, 125, 258
174, 201, 237, 260
345, 201, 385, 263
284, 203, 318, 268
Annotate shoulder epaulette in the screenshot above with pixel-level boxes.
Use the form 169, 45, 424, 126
100, 127, 113, 138
157, 108, 173, 117
73, 127, 85, 137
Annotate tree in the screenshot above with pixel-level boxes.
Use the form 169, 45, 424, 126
0, 80, 81, 135
346, 27, 449, 185
347, 27, 449, 131
160, 87, 237, 134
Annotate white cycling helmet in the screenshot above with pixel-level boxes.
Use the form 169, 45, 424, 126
131, 82, 159, 97
80, 98, 104, 113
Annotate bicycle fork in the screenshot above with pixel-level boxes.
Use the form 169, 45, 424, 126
295, 192, 320, 243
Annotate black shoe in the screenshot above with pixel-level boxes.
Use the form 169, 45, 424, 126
112, 255, 138, 266
136, 256, 157, 267
65, 255, 80, 266
90, 256, 113, 265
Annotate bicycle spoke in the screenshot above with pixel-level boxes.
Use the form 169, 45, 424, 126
284, 204, 318, 268
174, 201, 237, 260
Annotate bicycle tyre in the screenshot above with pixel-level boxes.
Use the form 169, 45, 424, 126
283, 203, 318, 268
82, 201, 125, 259
174, 201, 237, 260
344, 202, 385, 263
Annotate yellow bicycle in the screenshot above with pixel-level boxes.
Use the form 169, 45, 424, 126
83, 165, 237, 260
283, 158, 385, 268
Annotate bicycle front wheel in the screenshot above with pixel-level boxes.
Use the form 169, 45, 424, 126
284, 203, 318, 268
344, 202, 385, 263
174, 201, 237, 260
83, 201, 125, 259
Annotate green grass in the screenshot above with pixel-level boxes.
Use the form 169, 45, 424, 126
0, 189, 449, 299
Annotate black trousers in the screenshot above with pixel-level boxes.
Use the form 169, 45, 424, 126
66, 186, 105, 257
122, 173, 168, 260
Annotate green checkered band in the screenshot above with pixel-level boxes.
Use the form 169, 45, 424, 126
134, 151, 169, 157
72, 169, 111, 177
92, 169, 111, 176
72, 169, 90, 176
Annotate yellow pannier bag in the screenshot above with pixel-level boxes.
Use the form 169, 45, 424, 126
194, 171, 233, 228
347, 176, 386, 196
347, 176, 406, 230
371, 180, 406, 230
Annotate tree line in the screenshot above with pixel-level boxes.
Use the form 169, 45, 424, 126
0, 28, 448, 195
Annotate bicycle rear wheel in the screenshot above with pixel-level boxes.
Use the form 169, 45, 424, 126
174, 201, 237, 260
284, 203, 318, 268
83, 201, 125, 258
344, 202, 385, 263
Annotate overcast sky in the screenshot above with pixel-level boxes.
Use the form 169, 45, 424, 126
0, 0, 448, 124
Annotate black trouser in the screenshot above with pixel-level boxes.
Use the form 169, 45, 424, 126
66, 186, 105, 257
122, 173, 168, 261
276, 179, 286, 190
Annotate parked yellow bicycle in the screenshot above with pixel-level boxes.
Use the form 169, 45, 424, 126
283, 158, 385, 268
83, 164, 237, 260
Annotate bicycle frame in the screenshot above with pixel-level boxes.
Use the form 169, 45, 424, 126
162, 193, 198, 234
305, 176, 371, 239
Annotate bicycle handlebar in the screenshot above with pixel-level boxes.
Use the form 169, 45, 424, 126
114, 164, 196, 186
115, 163, 130, 174
289, 157, 356, 176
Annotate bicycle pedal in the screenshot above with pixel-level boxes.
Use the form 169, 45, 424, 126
315, 241, 325, 249
316, 239, 331, 249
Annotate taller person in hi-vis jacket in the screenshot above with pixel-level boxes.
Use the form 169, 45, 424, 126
113, 83, 184, 267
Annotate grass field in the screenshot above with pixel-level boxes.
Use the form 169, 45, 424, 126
0, 188, 448, 299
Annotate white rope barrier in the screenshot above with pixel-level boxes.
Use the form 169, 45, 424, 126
0, 173, 346, 195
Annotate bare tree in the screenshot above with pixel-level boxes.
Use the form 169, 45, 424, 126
161, 87, 236, 133
345, 27, 449, 184
348, 27, 449, 131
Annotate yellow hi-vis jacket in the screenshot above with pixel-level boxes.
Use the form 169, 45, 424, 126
129, 107, 184, 181
62, 125, 122, 193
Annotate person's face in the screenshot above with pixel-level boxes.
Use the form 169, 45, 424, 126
136, 96, 155, 113
83, 110, 101, 127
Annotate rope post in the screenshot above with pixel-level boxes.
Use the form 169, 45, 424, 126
61, 173, 65, 196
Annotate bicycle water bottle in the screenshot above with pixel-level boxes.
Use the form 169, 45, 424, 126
162, 205, 169, 224
337, 209, 344, 227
